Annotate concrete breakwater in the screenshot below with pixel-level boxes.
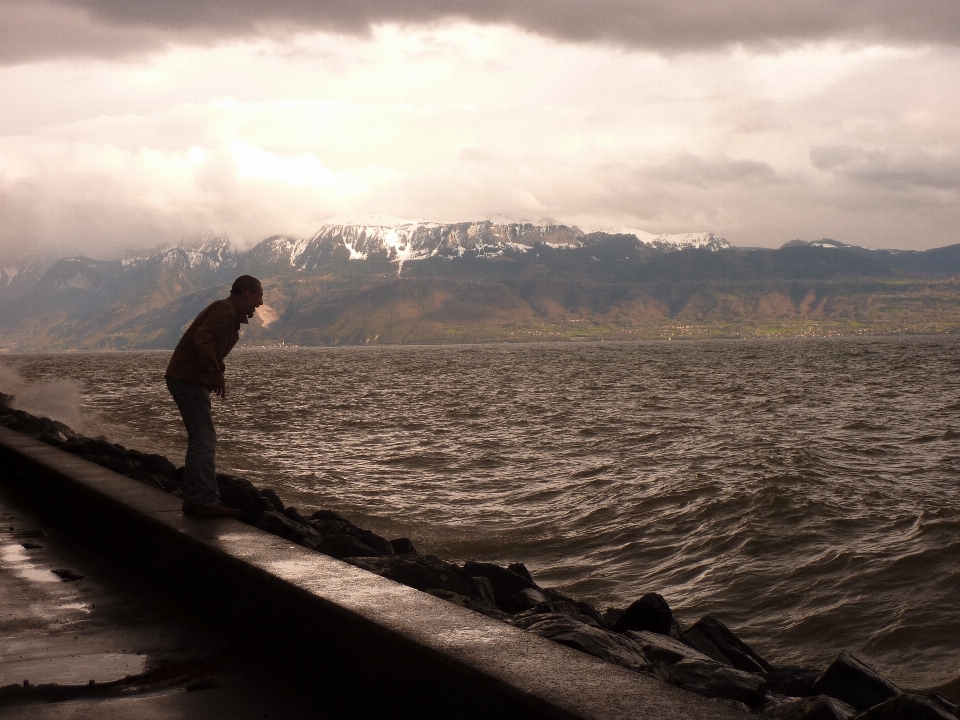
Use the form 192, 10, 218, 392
1, 392, 957, 720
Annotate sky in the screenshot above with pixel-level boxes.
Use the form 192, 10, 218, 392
2, 1, 960, 261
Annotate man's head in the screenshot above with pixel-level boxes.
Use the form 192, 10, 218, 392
230, 275, 263, 318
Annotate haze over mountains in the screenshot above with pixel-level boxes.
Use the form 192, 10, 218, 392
2, 221, 959, 351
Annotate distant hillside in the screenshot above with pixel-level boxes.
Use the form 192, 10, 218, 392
2, 223, 960, 351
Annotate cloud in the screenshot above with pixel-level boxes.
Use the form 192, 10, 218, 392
811, 144, 960, 190
4, 0, 960, 64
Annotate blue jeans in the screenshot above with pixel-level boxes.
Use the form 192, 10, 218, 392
166, 377, 220, 506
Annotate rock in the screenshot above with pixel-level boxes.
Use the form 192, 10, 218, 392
284, 506, 311, 526
665, 658, 767, 709
260, 488, 285, 513
501, 587, 551, 613
310, 509, 353, 525
925, 693, 958, 716
809, 651, 900, 713
611, 592, 673, 635
463, 561, 539, 606
763, 695, 857, 720
853, 694, 955, 719
507, 562, 534, 583
513, 601, 604, 628
344, 554, 480, 599
602, 607, 626, 627
680, 615, 775, 673
624, 630, 712, 665
762, 665, 822, 697
427, 590, 512, 622
470, 576, 498, 607
390, 538, 421, 556
216, 474, 269, 518
254, 510, 307, 542
513, 613, 650, 673
317, 533, 386, 559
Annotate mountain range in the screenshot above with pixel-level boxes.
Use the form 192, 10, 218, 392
1, 221, 959, 351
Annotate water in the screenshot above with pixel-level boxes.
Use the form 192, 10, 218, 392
3, 337, 959, 689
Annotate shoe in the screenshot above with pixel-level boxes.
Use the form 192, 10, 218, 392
182, 500, 197, 515
193, 502, 242, 519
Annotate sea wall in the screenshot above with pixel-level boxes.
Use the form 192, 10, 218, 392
0, 424, 749, 720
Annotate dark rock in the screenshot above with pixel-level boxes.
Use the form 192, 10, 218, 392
390, 537, 421, 556
216, 474, 269, 517
128, 451, 178, 480
926, 693, 957, 715
624, 630, 712, 665
501, 587, 550, 613
463, 561, 539, 606
426, 590, 513, 622
344, 554, 480, 599
283, 506, 311, 526
513, 601, 603, 628
853, 694, 955, 719
763, 665, 822, 697
665, 658, 766, 709
254, 510, 307, 542
507, 562, 534, 583
317, 533, 384, 559
611, 592, 673, 635
680, 615, 775, 673
513, 613, 650, 673
310, 509, 353, 525
602, 607, 626, 628
809, 651, 900, 712
763, 695, 857, 720
470, 576, 498, 607
260, 488, 285, 513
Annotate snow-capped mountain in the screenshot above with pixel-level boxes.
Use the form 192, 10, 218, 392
249, 221, 585, 273
250, 221, 729, 274
616, 228, 732, 252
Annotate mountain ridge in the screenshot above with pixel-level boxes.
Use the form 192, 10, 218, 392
2, 222, 959, 351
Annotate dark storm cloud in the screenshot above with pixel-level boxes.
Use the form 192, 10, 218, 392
4, 0, 960, 64
811, 144, 960, 191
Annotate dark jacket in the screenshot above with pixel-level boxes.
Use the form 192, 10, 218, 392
165, 298, 248, 389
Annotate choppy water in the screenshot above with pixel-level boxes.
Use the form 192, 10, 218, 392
2, 337, 959, 689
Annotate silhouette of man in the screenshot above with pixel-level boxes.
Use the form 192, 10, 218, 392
165, 275, 263, 518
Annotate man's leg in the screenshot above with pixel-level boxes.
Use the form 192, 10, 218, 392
165, 378, 220, 507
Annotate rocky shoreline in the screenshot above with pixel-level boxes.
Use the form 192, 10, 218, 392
1, 391, 957, 720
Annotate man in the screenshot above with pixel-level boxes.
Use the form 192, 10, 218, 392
165, 275, 263, 518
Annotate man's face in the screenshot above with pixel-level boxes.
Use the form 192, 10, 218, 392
239, 286, 264, 317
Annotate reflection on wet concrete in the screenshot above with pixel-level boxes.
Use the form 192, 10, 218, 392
1, 652, 147, 686
0, 543, 60, 584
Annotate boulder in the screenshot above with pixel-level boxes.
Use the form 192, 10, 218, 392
925, 693, 957, 716
513, 601, 604, 628
763, 695, 856, 720
216, 474, 270, 518
852, 694, 955, 719
513, 613, 650, 673
254, 510, 307, 542
611, 593, 673, 635
680, 616, 775, 673
316, 533, 385, 559
260, 488, 285, 512
390, 538, 421, 556
501, 587, 551, 613
470, 576, 498, 607
463, 561, 539, 606
427, 590, 512, 622
762, 665, 822, 697
625, 630, 712, 665
665, 659, 767, 709
344, 554, 480, 599
507, 562, 535, 583
284, 506, 311, 526
809, 651, 900, 712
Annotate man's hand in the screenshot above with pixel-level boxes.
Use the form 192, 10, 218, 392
213, 382, 226, 399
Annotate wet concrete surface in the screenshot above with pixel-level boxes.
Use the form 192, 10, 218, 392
0, 483, 339, 720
